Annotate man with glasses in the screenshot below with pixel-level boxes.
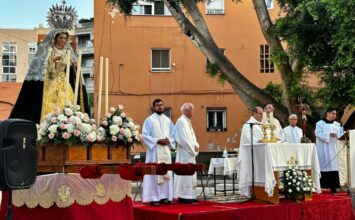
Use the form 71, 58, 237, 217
141, 99, 175, 206
239, 106, 264, 147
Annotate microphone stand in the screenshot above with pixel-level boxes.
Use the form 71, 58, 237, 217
250, 123, 256, 200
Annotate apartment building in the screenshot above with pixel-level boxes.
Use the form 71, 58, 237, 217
76, 20, 95, 96
94, 0, 281, 151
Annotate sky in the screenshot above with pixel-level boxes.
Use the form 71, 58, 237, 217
0, 0, 93, 29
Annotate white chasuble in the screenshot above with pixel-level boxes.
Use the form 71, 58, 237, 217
174, 115, 199, 199
141, 113, 175, 203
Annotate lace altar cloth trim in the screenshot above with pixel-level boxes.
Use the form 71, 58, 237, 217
12, 173, 131, 208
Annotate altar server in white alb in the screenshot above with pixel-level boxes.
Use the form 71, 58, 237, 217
315, 108, 344, 194
240, 106, 264, 146
174, 103, 199, 204
281, 114, 303, 143
142, 99, 175, 206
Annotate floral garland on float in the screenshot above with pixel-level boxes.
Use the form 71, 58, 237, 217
36, 104, 141, 173
38, 105, 98, 146
97, 105, 141, 148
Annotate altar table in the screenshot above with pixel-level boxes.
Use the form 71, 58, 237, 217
238, 143, 321, 199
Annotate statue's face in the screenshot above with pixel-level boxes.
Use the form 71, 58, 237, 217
55, 33, 68, 48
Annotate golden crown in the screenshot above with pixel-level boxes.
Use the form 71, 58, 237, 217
47, 0, 78, 30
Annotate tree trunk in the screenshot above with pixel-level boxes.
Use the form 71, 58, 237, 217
252, 0, 298, 115
164, 0, 289, 121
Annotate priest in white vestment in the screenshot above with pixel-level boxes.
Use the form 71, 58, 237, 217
315, 108, 344, 194
240, 107, 264, 147
174, 103, 199, 203
280, 114, 303, 143
264, 104, 283, 139
142, 99, 176, 205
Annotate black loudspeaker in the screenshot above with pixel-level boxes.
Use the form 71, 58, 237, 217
0, 119, 37, 190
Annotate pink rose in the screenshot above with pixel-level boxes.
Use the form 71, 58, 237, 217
111, 135, 118, 142
73, 130, 81, 137
102, 121, 108, 126
92, 124, 97, 131
120, 128, 125, 134
48, 133, 55, 139
127, 138, 133, 143
60, 124, 66, 130
76, 122, 82, 128
62, 132, 70, 139
109, 107, 116, 112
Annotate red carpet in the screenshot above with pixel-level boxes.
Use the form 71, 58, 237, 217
133, 192, 355, 220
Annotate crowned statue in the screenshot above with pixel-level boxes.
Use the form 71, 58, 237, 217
10, 0, 90, 124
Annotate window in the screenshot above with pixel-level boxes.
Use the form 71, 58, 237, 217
206, 108, 227, 132
150, 107, 172, 118
2, 42, 17, 82
132, 1, 171, 15
265, 0, 274, 9
260, 44, 274, 73
28, 42, 37, 54
151, 49, 170, 72
206, 0, 224, 15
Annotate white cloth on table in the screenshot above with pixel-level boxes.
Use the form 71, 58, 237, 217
281, 125, 303, 143
208, 158, 238, 177
336, 140, 348, 186
142, 113, 175, 203
315, 120, 344, 172
349, 130, 355, 188
11, 173, 130, 208
174, 115, 199, 199
238, 143, 321, 198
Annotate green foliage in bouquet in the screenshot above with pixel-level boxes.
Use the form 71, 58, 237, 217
97, 105, 141, 147
280, 166, 313, 200
38, 105, 98, 146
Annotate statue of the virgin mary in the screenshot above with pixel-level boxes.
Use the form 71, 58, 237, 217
10, 1, 90, 124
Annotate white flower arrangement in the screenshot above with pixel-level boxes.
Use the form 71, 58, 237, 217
38, 105, 99, 146
98, 105, 141, 147
280, 166, 313, 200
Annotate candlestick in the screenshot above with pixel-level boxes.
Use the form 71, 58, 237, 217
74, 50, 82, 105
97, 56, 104, 124
270, 112, 274, 125
105, 58, 109, 115
262, 112, 267, 126
65, 50, 71, 106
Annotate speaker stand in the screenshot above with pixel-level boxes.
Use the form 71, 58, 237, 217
7, 190, 12, 220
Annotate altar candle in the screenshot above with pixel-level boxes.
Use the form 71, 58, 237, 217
270, 112, 274, 125
65, 50, 71, 105
105, 58, 109, 115
74, 50, 82, 105
262, 112, 267, 126
97, 56, 104, 124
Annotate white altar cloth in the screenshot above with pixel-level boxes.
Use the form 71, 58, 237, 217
238, 143, 321, 198
208, 157, 238, 176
